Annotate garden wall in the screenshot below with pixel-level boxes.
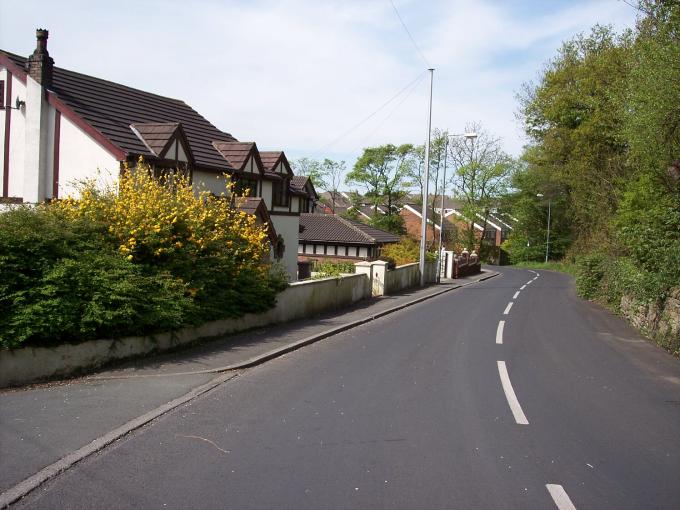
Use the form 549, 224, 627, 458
0, 273, 371, 387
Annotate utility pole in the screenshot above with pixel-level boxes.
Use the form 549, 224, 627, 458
545, 198, 551, 263
419, 68, 434, 287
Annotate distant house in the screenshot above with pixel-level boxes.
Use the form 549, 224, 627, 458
298, 213, 400, 262
0, 29, 316, 280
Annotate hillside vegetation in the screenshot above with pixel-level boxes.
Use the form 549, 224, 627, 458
504, 1, 680, 353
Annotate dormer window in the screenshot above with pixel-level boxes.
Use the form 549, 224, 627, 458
273, 179, 289, 206
233, 174, 258, 197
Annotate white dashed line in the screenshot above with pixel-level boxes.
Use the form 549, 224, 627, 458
526, 280, 532, 285
503, 302, 513, 315
520, 285, 526, 290
496, 321, 505, 345
513, 291, 520, 299
546, 484, 577, 510
497, 361, 529, 425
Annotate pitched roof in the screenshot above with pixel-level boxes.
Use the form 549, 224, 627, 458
259, 151, 283, 171
1, 51, 237, 171
299, 214, 400, 245
290, 175, 318, 199
212, 141, 262, 173
130, 122, 190, 159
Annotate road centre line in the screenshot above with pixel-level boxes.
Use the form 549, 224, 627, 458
526, 280, 533, 285
496, 321, 505, 344
513, 291, 520, 299
503, 302, 513, 315
497, 361, 529, 425
546, 484, 577, 510
520, 285, 526, 290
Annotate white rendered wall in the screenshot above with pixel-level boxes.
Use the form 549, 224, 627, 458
270, 214, 299, 281
6, 75, 27, 197
261, 180, 272, 208
57, 115, 120, 198
192, 169, 230, 196
0, 69, 6, 196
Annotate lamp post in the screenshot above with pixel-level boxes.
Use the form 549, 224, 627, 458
536, 193, 551, 263
419, 69, 435, 286
437, 131, 477, 281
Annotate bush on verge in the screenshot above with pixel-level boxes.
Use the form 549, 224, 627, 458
0, 161, 283, 349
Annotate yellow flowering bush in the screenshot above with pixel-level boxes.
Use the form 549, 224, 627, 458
55, 160, 269, 269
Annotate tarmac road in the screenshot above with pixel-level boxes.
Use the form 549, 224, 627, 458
12, 267, 680, 509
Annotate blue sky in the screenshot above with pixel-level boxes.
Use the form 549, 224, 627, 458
0, 0, 638, 170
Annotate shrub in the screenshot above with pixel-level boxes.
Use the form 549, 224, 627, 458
312, 261, 356, 279
575, 252, 607, 300
0, 160, 284, 349
379, 237, 437, 266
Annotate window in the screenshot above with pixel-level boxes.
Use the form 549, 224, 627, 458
233, 175, 258, 197
273, 179, 289, 207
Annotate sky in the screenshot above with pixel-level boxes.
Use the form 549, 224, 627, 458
0, 0, 638, 173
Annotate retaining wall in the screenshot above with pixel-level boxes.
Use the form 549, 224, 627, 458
0, 273, 371, 388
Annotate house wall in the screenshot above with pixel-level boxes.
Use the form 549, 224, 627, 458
192, 169, 230, 196
0, 67, 122, 201
0, 71, 27, 198
261, 180, 273, 208
57, 114, 120, 198
298, 243, 372, 260
270, 213, 299, 280
401, 207, 437, 242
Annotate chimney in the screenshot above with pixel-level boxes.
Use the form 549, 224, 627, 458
23, 28, 53, 203
26, 29, 54, 88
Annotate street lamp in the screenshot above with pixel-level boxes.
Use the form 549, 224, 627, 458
536, 193, 551, 263
437, 132, 477, 282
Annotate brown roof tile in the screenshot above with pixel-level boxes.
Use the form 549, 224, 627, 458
299, 214, 400, 245
212, 141, 260, 172
130, 122, 180, 157
1, 51, 237, 171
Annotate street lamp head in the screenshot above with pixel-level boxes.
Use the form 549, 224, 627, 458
536, 193, 544, 197
464, 132, 477, 139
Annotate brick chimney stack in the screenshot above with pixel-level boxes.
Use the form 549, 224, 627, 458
26, 29, 54, 88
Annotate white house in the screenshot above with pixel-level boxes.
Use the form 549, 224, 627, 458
0, 29, 316, 280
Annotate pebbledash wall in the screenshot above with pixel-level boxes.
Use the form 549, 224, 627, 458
0, 261, 438, 387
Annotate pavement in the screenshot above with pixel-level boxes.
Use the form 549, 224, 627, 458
0, 269, 497, 505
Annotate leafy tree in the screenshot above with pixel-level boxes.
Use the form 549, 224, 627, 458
369, 213, 406, 235
517, 25, 632, 247
292, 157, 347, 214
319, 159, 346, 214
624, 1, 680, 181
346, 144, 413, 216
447, 123, 514, 253
292, 157, 325, 188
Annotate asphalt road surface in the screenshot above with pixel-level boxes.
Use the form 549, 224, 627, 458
13, 267, 680, 509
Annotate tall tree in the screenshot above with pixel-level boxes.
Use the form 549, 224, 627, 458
319, 159, 346, 214
517, 24, 632, 248
447, 123, 514, 253
291, 158, 325, 189
345, 144, 412, 215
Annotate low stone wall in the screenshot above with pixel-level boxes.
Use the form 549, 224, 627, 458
0, 273, 371, 388
620, 286, 680, 354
